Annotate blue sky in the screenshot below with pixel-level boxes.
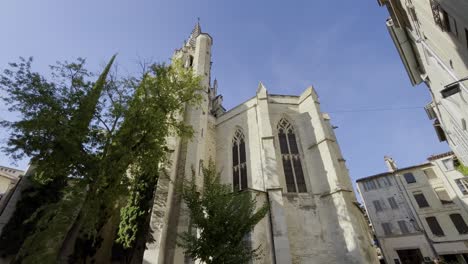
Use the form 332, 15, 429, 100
0, 1, 449, 183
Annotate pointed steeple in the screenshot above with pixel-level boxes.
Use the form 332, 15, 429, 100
188, 18, 202, 46
213, 78, 218, 95
256, 82, 268, 99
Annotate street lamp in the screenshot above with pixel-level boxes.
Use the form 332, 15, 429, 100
440, 77, 468, 98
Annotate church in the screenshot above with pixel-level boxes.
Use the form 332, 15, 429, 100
142, 23, 378, 264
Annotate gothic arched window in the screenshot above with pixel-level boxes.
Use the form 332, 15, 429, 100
277, 118, 307, 193
232, 129, 247, 191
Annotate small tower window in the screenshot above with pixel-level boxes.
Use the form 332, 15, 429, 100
232, 129, 247, 191
277, 118, 307, 193
188, 55, 194, 67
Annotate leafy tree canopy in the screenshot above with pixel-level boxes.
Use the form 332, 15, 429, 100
179, 161, 269, 264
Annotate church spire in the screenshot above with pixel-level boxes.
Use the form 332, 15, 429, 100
188, 18, 202, 46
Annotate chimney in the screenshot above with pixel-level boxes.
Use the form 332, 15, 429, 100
384, 156, 398, 172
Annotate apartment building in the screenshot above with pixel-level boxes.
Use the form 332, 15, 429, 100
358, 153, 468, 263
377, 0, 468, 165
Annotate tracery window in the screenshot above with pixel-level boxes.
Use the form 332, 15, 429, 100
277, 118, 307, 193
232, 129, 247, 191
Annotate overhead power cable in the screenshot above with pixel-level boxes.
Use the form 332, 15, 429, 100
327, 106, 423, 114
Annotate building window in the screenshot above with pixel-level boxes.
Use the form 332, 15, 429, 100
423, 168, 437, 179
382, 222, 393, 236
373, 200, 384, 212
441, 9, 451, 32
188, 55, 194, 67
363, 180, 377, 191
388, 197, 399, 209
414, 192, 430, 208
442, 158, 454, 171
404, 173, 416, 184
398, 220, 410, 234
426, 216, 445, 236
232, 129, 247, 191
449, 214, 468, 234
378, 177, 393, 188
465, 28, 468, 49
277, 118, 306, 193
430, 0, 443, 29
456, 178, 468, 195
435, 188, 453, 205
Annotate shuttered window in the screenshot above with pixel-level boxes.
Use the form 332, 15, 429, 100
382, 222, 393, 236
373, 200, 383, 212
450, 214, 468, 234
278, 118, 307, 193
388, 197, 399, 209
414, 192, 430, 208
456, 178, 468, 195
232, 129, 247, 191
398, 220, 410, 234
435, 188, 453, 205
426, 216, 445, 236
423, 168, 437, 179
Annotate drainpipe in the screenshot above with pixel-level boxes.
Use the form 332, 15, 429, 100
265, 190, 277, 264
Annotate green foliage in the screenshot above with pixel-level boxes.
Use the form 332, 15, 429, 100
178, 161, 269, 264
0, 55, 115, 261
0, 56, 202, 262
457, 164, 468, 176
14, 182, 87, 264
76, 59, 203, 250
0, 178, 62, 256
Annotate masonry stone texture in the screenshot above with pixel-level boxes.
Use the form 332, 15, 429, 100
142, 23, 378, 264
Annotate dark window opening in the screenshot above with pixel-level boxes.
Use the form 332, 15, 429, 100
450, 214, 468, 234
232, 129, 247, 191
441, 9, 451, 32
414, 193, 430, 208
277, 118, 307, 193
404, 173, 416, 184
426, 216, 445, 236
433, 119, 447, 142
441, 83, 461, 98
465, 28, 468, 49
188, 55, 194, 67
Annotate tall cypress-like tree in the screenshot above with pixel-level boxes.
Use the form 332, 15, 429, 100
179, 161, 269, 264
0, 57, 202, 263
0, 55, 116, 263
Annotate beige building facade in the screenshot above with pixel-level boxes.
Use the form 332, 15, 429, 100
142, 24, 379, 264
0, 166, 23, 202
358, 153, 468, 264
378, 0, 468, 166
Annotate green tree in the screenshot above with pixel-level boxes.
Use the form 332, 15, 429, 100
0, 55, 116, 262
0, 57, 202, 263
179, 161, 269, 264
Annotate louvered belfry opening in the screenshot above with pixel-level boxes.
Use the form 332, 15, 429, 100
277, 118, 307, 193
232, 129, 247, 191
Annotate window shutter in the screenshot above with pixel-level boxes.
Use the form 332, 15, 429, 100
435, 189, 453, 204
398, 220, 410, 234
373, 200, 383, 212
388, 197, 399, 209
382, 222, 393, 235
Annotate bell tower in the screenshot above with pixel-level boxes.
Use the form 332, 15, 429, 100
154, 22, 216, 264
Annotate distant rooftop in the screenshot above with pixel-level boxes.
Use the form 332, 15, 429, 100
357, 151, 455, 183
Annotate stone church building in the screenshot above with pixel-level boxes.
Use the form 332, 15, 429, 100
143, 23, 378, 264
